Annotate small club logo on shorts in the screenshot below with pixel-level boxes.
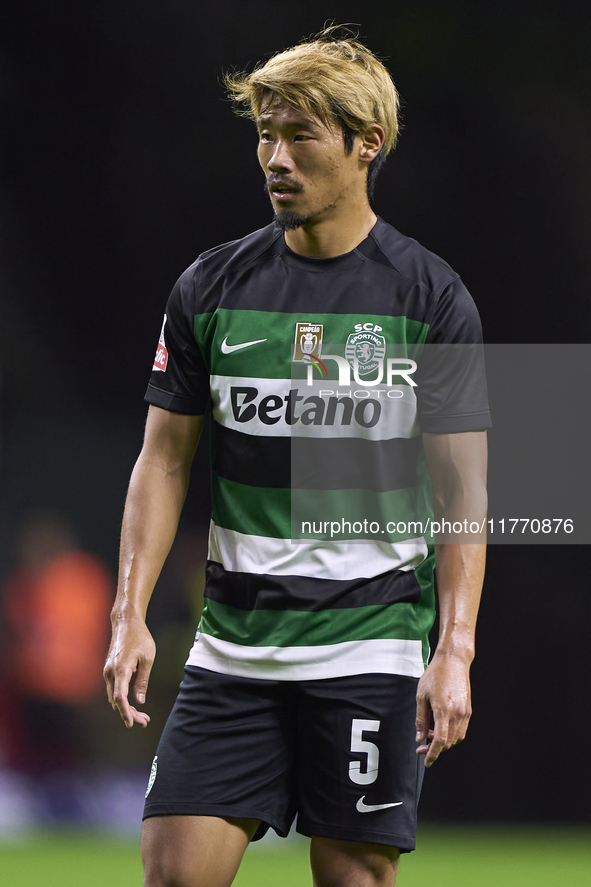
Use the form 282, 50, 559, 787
145, 755, 158, 798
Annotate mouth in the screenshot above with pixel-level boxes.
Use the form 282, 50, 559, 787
266, 180, 302, 202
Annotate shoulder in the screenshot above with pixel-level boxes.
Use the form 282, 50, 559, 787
367, 218, 460, 297
163, 223, 282, 320
368, 218, 483, 342
165, 223, 281, 309
182, 223, 282, 288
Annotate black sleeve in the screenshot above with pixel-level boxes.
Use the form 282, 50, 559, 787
416, 277, 492, 433
144, 263, 210, 415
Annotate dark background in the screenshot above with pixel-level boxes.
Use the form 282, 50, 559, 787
1, 0, 589, 823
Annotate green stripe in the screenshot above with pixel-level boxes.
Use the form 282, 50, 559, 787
201, 599, 425, 647
194, 309, 428, 379
211, 475, 290, 539
211, 474, 428, 541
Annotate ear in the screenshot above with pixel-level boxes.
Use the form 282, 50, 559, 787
358, 124, 385, 164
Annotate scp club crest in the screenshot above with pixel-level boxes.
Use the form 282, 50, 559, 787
293, 322, 323, 361
345, 326, 386, 376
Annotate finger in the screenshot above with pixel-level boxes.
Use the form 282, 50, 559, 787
447, 720, 465, 747
445, 704, 472, 747
424, 715, 450, 768
415, 695, 431, 743
128, 705, 151, 728
134, 658, 153, 705
415, 728, 434, 756
449, 719, 469, 748
103, 665, 115, 706
457, 707, 472, 742
112, 668, 134, 728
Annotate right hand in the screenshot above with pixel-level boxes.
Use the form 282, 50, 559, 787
103, 616, 156, 728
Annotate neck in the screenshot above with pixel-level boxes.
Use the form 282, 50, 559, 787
283, 203, 378, 258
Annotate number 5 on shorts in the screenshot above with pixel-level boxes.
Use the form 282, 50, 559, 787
348, 718, 380, 785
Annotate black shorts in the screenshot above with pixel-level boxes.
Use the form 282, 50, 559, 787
143, 666, 425, 851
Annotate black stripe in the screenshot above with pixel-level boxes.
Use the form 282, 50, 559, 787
206, 258, 434, 322
195, 220, 444, 323
212, 423, 420, 491
204, 561, 422, 611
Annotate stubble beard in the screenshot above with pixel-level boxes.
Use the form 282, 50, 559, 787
273, 210, 315, 231
268, 191, 340, 233
264, 178, 313, 232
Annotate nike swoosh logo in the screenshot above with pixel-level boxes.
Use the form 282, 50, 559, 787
221, 336, 267, 354
356, 796, 403, 813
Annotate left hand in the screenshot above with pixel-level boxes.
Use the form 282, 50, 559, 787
415, 650, 472, 768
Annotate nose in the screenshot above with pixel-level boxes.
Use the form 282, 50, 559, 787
267, 138, 294, 173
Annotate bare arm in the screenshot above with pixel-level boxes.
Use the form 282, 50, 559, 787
103, 405, 204, 728
416, 430, 488, 766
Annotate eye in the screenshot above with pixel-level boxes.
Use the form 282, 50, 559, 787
294, 134, 311, 142
259, 131, 273, 143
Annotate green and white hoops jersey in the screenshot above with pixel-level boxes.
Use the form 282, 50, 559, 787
146, 218, 490, 681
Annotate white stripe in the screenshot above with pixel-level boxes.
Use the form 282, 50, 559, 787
211, 375, 419, 441
187, 634, 425, 680
208, 522, 428, 580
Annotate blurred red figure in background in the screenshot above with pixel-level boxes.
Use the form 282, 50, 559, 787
1, 511, 113, 773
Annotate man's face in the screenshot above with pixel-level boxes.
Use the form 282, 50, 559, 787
257, 93, 363, 231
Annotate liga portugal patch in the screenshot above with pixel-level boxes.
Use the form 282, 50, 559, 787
293, 322, 323, 361
153, 314, 169, 372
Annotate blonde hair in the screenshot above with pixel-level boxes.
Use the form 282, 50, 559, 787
224, 26, 401, 154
